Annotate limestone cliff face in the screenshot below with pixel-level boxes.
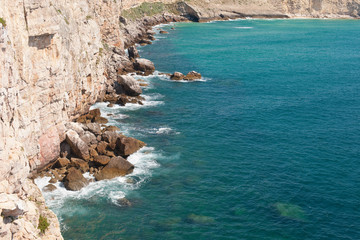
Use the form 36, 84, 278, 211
186, 0, 360, 19
0, 0, 358, 239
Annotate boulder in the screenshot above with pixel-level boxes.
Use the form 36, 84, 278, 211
117, 198, 132, 207
128, 46, 140, 59
63, 167, 88, 191
70, 158, 89, 173
139, 39, 152, 45
97, 141, 109, 155
65, 122, 85, 137
65, 130, 90, 160
93, 155, 111, 166
159, 30, 169, 34
133, 58, 155, 74
102, 131, 122, 149
94, 116, 108, 124
94, 157, 134, 181
52, 158, 70, 168
103, 126, 120, 132
117, 75, 142, 96
170, 72, 184, 80
116, 136, 146, 157
89, 148, 99, 158
80, 132, 97, 145
86, 123, 102, 135
43, 184, 57, 192
88, 109, 101, 119
184, 71, 202, 81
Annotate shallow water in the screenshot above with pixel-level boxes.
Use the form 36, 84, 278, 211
38, 19, 360, 239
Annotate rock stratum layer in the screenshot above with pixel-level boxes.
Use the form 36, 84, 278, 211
0, 0, 359, 239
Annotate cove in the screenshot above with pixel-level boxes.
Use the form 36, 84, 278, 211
40, 19, 360, 240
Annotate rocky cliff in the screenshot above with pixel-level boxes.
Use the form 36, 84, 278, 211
0, 0, 359, 239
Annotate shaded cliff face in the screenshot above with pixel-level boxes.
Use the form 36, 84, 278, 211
0, 0, 359, 239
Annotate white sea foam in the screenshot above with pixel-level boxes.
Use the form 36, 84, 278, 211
235, 26, 253, 29
35, 147, 162, 217
155, 127, 180, 135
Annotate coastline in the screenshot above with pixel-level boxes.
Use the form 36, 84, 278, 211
1, 0, 360, 238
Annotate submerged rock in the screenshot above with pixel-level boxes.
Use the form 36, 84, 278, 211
275, 203, 306, 221
159, 30, 169, 34
117, 197, 132, 207
63, 167, 88, 191
185, 213, 215, 224
94, 156, 134, 181
170, 72, 184, 80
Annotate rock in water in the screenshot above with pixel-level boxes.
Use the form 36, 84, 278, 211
128, 46, 139, 59
159, 30, 169, 34
43, 184, 57, 192
117, 75, 142, 96
185, 214, 215, 224
133, 58, 155, 74
117, 198, 132, 207
116, 136, 146, 157
63, 167, 88, 191
65, 130, 90, 160
94, 157, 134, 181
275, 203, 306, 221
170, 72, 184, 80
184, 71, 202, 80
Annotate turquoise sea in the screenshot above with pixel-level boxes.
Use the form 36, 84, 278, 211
37, 19, 360, 239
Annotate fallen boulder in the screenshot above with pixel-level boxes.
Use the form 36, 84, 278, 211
66, 130, 90, 160
52, 158, 70, 168
117, 75, 142, 96
116, 136, 145, 157
63, 167, 88, 191
133, 58, 155, 74
93, 155, 111, 166
70, 158, 89, 173
94, 157, 134, 181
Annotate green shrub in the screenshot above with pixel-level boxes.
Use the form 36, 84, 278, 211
121, 2, 179, 20
38, 215, 50, 234
0, 17, 6, 27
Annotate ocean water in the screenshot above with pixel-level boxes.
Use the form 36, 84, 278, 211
37, 19, 360, 239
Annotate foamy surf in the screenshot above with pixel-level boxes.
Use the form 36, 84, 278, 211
235, 26, 253, 29
35, 146, 162, 220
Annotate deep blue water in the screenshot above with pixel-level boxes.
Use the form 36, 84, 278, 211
42, 19, 360, 239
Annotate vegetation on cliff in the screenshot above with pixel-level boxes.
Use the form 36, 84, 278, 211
121, 2, 180, 20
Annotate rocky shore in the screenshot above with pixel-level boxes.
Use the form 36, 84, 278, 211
1, 0, 360, 239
